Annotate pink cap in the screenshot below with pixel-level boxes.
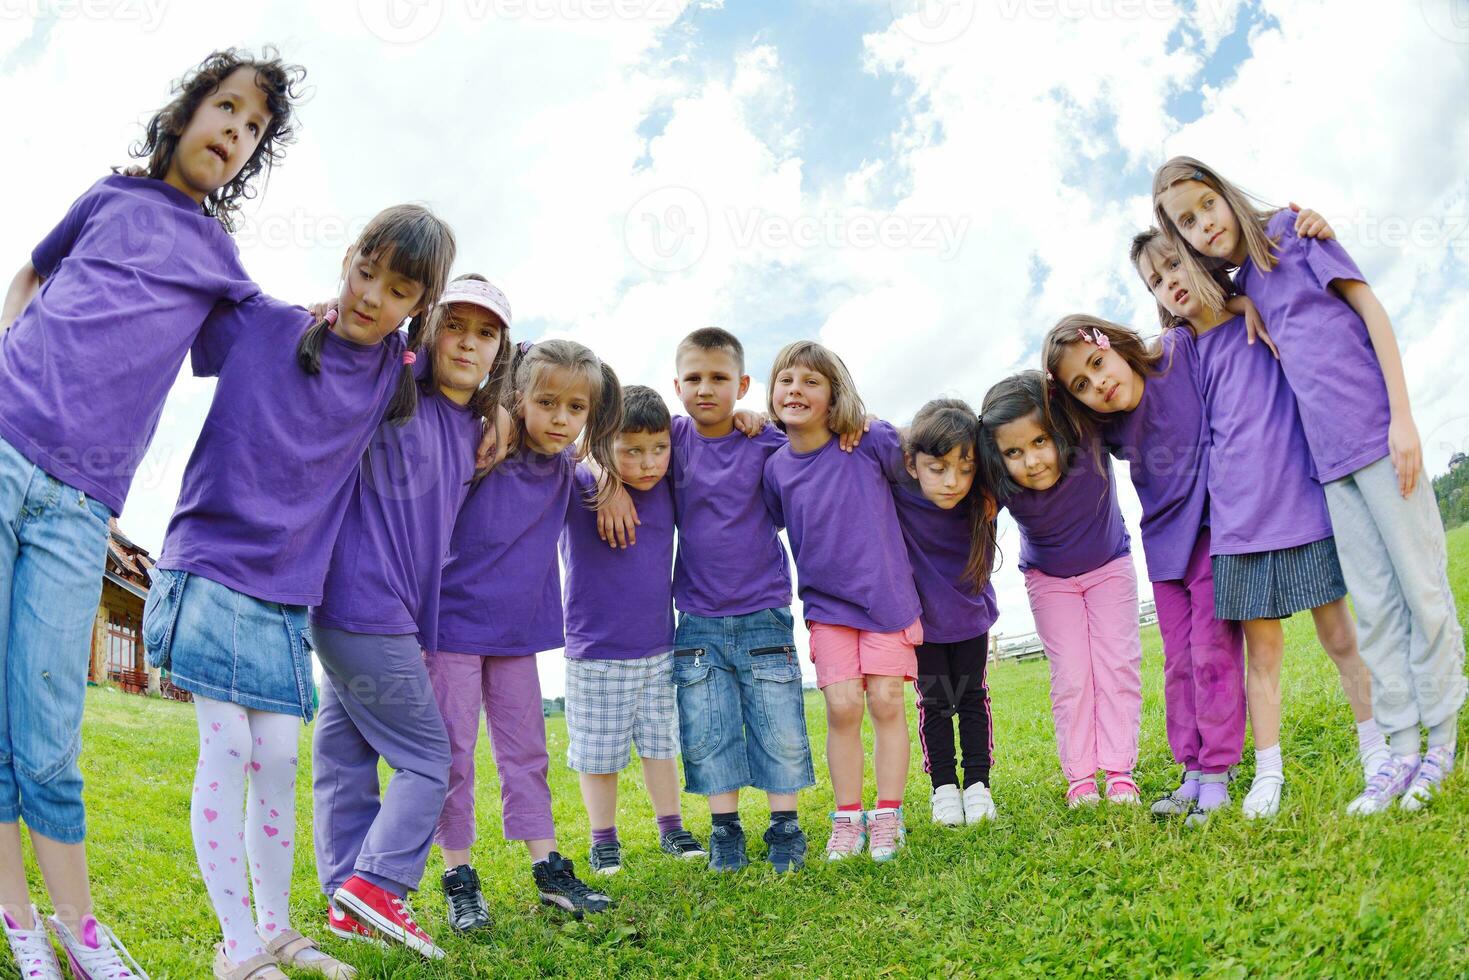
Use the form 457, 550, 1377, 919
438, 278, 511, 328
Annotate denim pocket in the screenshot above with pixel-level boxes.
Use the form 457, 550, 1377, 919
750, 645, 805, 755
749, 644, 800, 684
672, 648, 717, 762
142, 567, 187, 670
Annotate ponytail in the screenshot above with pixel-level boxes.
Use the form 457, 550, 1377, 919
295, 315, 331, 375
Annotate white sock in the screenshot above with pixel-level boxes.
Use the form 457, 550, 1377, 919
1255, 744, 1283, 782
1357, 718, 1388, 760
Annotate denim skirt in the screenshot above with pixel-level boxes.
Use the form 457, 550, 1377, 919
143, 567, 316, 721
1211, 536, 1348, 622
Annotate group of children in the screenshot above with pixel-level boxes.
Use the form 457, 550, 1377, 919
0, 46, 1463, 980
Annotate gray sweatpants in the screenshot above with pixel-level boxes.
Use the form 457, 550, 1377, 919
1325, 454, 1466, 739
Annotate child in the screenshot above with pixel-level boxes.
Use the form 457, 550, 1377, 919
429, 339, 619, 929
1154, 156, 1464, 813
896, 400, 1001, 826
1131, 227, 1384, 819
146, 205, 451, 979
1044, 315, 1246, 818
602, 328, 816, 873
0, 48, 303, 979
978, 372, 1142, 808
310, 270, 511, 961
761, 341, 919, 862
560, 385, 707, 875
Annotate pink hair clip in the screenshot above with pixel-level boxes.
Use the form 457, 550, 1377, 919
402, 350, 417, 366
323, 308, 338, 326
1077, 327, 1111, 350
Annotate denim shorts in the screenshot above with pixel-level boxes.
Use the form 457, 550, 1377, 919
673, 607, 815, 796
0, 435, 112, 844
145, 568, 317, 721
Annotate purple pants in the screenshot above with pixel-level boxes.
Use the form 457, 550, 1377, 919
1153, 529, 1246, 774
427, 651, 554, 849
311, 627, 450, 897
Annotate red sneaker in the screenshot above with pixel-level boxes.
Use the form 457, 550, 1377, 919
332, 876, 445, 960
327, 901, 380, 944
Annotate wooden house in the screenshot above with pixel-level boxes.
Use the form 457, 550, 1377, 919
88, 519, 190, 702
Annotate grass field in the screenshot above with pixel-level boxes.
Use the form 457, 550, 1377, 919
35, 525, 1469, 978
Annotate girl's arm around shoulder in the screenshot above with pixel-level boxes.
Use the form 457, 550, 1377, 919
860, 418, 908, 483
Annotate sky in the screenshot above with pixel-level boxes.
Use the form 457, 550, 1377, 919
3, 0, 1467, 697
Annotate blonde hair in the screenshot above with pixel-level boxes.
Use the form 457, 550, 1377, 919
1128, 227, 1240, 332
1151, 155, 1282, 313
507, 339, 623, 507
766, 340, 867, 438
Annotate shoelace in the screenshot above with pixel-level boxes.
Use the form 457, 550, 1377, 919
551, 866, 601, 902
445, 879, 483, 921
9, 929, 62, 979
828, 818, 863, 851
68, 923, 145, 980
868, 813, 899, 851
388, 897, 423, 934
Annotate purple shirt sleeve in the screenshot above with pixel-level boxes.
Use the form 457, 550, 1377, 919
30, 180, 104, 278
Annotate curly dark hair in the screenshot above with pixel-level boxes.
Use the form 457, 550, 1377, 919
127, 47, 307, 232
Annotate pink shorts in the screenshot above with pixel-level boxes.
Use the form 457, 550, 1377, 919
808, 619, 924, 689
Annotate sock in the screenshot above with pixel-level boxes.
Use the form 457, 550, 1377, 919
1357, 718, 1387, 759
591, 826, 619, 845
1197, 773, 1229, 811
836, 802, 863, 813
875, 799, 902, 811
1176, 770, 1202, 800
769, 810, 798, 826
655, 814, 682, 836
1255, 744, 1283, 783
1386, 725, 1421, 760
1427, 717, 1459, 750
191, 697, 267, 961
711, 811, 741, 828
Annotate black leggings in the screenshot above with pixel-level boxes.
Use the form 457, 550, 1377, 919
913, 633, 993, 789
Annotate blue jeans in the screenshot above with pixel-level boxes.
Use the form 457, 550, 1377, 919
673, 607, 815, 796
0, 436, 111, 843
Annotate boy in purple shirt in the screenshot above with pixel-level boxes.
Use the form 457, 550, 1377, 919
561, 386, 708, 876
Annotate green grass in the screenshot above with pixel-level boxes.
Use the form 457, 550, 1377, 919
43, 525, 1469, 977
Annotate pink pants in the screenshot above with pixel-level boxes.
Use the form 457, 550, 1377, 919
426, 651, 554, 849
1153, 529, 1246, 774
1024, 555, 1143, 782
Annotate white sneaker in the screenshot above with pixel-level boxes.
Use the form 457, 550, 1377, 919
1242, 774, 1284, 820
1360, 745, 1391, 785
930, 784, 964, 826
44, 914, 148, 979
1400, 745, 1455, 812
962, 782, 996, 823
4, 906, 64, 980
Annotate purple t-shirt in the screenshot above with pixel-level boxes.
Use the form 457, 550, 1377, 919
669, 415, 792, 617
1003, 436, 1131, 579
312, 389, 481, 643
0, 175, 257, 514
892, 481, 999, 644
561, 467, 675, 661
761, 421, 920, 633
435, 448, 578, 657
1102, 327, 1210, 583
158, 297, 406, 605
1194, 315, 1333, 556
1235, 209, 1390, 483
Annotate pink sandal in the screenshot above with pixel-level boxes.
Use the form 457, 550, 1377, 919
1105, 772, 1140, 804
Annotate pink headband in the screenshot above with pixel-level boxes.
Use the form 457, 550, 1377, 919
439, 278, 512, 328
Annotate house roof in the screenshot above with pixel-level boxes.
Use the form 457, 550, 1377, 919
106, 518, 153, 589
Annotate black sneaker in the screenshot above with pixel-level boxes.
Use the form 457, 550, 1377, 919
441, 864, 492, 934
532, 852, 612, 919
763, 819, 807, 873
588, 839, 622, 875
707, 822, 748, 872
659, 828, 708, 860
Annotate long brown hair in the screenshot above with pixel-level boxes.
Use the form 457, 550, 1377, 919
1151, 155, 1282, 312
127, 47, 306, 232
905, 398, 997, 594
506, 340, 623, 507
295, 204, 457, 425
1041, 314, 1166, 439
976, 370, 1083, 502
1129, 227, 1240, 332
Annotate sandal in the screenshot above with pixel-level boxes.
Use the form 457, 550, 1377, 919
213, 943, 289, 980
263, 929, 357, 980
1105, 773, 1140, 803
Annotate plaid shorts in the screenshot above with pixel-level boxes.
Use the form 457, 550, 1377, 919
565, 652, 679, 774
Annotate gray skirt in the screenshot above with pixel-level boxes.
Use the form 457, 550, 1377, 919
1211, 537, 1347, 621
